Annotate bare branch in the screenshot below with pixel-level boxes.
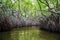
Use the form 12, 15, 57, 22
49, 8, 60, 15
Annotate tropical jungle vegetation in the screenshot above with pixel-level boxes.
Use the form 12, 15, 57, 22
0, 0, 60, 32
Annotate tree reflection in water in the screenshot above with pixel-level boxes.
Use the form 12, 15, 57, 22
0, 27, 60, 40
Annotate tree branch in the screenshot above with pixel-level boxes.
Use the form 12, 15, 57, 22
39, 0, 48, 6
56, 0, 59, 8
49, 8, 60, 15
37, 0, 46, 17
38, 0, 60, 15
44, 0, 50, 8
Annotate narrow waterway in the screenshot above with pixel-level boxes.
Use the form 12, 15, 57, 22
0, 27, 60, 40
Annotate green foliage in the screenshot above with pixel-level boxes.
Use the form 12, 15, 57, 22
0, 0, 60, 19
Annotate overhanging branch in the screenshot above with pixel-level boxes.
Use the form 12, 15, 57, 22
38, 0, 60, 15
49, 8, 60, 15
37, 0, 46, 17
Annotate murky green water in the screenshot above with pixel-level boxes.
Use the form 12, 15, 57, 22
0, 27, 60, 40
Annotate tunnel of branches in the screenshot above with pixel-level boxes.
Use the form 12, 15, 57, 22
0, 0, 60, 32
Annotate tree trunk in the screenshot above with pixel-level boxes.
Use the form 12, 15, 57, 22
56, 16, 59, 24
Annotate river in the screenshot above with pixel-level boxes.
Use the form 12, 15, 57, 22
0, 27, 60, 40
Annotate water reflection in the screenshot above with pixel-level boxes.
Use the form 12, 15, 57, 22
0, 31, 19, 40
0, 28, 60, 40
0, 32, 11, 40
39, 30, 60, 40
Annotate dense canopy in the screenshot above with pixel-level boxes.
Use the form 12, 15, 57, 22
0, 0, 60, 32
